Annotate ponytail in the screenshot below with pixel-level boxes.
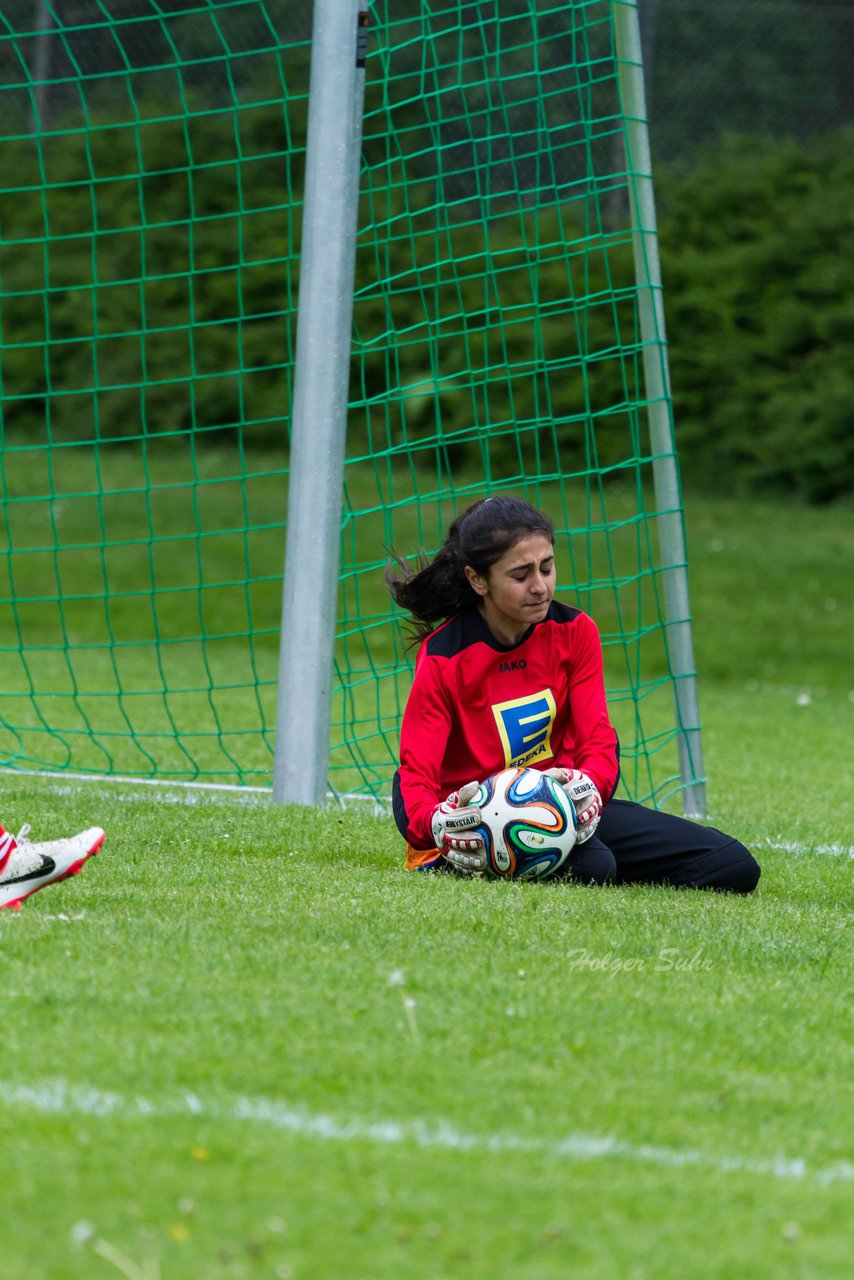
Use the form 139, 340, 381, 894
386, 496, 554, 643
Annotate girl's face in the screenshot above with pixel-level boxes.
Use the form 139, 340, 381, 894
465, 532, 555, 645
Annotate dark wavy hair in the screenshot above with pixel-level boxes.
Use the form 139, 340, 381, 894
386, 495, 554, 642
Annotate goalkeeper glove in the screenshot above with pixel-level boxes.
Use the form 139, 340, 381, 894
543, 768, 602, 843
431, 781, 487, 875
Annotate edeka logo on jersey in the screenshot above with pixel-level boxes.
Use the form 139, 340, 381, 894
492, 689, 557, 769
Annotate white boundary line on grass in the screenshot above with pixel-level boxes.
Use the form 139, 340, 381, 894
4, 767, 854, 856
0, 766, 270, 797
3, 768, 852, 855
0, 767, 389, 814
5, 1079, 852, 1187
760, 839, 854, 860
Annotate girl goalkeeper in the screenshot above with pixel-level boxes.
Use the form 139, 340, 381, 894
386, 495, 759, 892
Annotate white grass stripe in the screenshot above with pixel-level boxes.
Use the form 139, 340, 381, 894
0, 766, 269, 796
760, 838, 854, 860
3, 768, 852, 854
6, 1079, 852, 1187
4, 768, 854, 855
0, 767, 388, 812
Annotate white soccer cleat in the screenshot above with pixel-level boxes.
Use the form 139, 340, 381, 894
0, 827, 105, 911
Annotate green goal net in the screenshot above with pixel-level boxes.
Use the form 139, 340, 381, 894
0, 1, 703, 810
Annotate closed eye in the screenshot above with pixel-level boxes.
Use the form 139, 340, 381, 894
511, 560, 554, 582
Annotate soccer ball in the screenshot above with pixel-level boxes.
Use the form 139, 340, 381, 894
472, 766, 578, 880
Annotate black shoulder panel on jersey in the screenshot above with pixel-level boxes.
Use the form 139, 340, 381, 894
424, 601, 582, 658
424, 610, 492, 658
545, 601, 582, 625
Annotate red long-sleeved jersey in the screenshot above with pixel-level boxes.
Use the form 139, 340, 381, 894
392, 601, 620, 855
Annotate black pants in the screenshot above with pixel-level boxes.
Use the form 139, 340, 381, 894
564, 799, 761, 894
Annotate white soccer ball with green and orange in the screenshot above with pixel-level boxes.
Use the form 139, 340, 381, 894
472, 766, 577, 880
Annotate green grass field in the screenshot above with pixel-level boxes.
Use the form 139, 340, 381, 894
1, 471, 852, 1280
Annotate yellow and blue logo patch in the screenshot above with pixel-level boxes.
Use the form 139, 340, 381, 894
491, 689, 556, 769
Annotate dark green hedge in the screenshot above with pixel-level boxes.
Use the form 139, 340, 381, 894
0, 97, 302, 447
658, 131, 854, 502
1, 107, 851, 503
